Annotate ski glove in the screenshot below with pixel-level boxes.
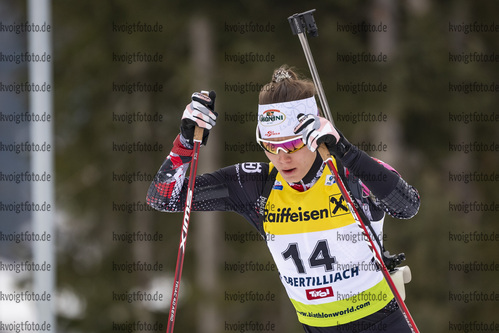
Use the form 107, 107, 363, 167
180, 91, 217, 147
293, 114, 340, 153
294, 113, 354, 158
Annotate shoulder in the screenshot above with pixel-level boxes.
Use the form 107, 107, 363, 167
236, 162, 271, 185
214, 162, 270, 186
238, 162, 269, 175
371, 157, 400, 176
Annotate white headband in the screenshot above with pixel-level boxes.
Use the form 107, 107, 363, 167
257, 96, 318, 139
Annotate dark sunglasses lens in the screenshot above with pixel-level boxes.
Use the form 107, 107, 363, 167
260, 138, 304, 154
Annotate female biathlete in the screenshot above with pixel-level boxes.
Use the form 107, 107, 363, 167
146, 66, 420, 332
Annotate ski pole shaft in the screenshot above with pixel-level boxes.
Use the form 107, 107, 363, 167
290, 9, 419, 332
318, 145, 420, 333
288, 10, 333, 123
166, 125, 204, 333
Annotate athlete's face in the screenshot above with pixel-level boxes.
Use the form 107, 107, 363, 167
264, 137, 316, 183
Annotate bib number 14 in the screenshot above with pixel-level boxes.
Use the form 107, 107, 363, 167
282, 239, 336, 274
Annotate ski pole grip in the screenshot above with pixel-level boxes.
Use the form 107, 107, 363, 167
318, 143, 331, 162
192, 90, 210, 143
193, 126, 204, 142
288, 9, 318, 36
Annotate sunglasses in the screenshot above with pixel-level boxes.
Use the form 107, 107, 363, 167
256, 127, 306, 154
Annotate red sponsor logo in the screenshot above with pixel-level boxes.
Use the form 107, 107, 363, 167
264, 109, 279, 116
306, 287, 334, 300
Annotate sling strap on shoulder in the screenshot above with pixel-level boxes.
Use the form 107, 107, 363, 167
255, 166, 278, 236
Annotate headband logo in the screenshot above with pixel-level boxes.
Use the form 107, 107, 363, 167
265, 130, 280, 137
258, 109, 286, 127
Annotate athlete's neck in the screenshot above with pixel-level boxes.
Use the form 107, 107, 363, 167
289, 152, 324, 192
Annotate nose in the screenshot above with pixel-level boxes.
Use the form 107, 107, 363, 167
276, 150, 291, 162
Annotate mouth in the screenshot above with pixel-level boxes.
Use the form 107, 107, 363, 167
281, 168, 296, 175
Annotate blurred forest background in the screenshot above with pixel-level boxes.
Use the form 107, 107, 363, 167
1, 0, 498, 332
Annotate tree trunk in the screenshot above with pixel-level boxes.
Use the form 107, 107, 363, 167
189, 15, 222, 333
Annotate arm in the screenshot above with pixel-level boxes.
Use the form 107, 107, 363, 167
146, 135, 210, 213
146, 144, 270, 229
340, 146, 420, 219
294, 114, 420, 219
146, 91, 270, 230
147, 90, 218, 212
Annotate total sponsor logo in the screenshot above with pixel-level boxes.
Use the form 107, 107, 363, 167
306, 286, 334, 300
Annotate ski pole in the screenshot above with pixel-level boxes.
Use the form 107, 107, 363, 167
288, 9, 333, 124
288, 10, 420, 333
166, 124, 204, 333
318, 146, 420, 333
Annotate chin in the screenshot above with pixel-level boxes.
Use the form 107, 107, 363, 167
281, 176, 296, 183
280, 172, 304, 184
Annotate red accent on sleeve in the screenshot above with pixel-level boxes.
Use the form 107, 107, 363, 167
171, 134, 193, 157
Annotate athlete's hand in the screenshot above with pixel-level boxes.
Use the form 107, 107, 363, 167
293, 114, 340, 153
180, 91, 217, 146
